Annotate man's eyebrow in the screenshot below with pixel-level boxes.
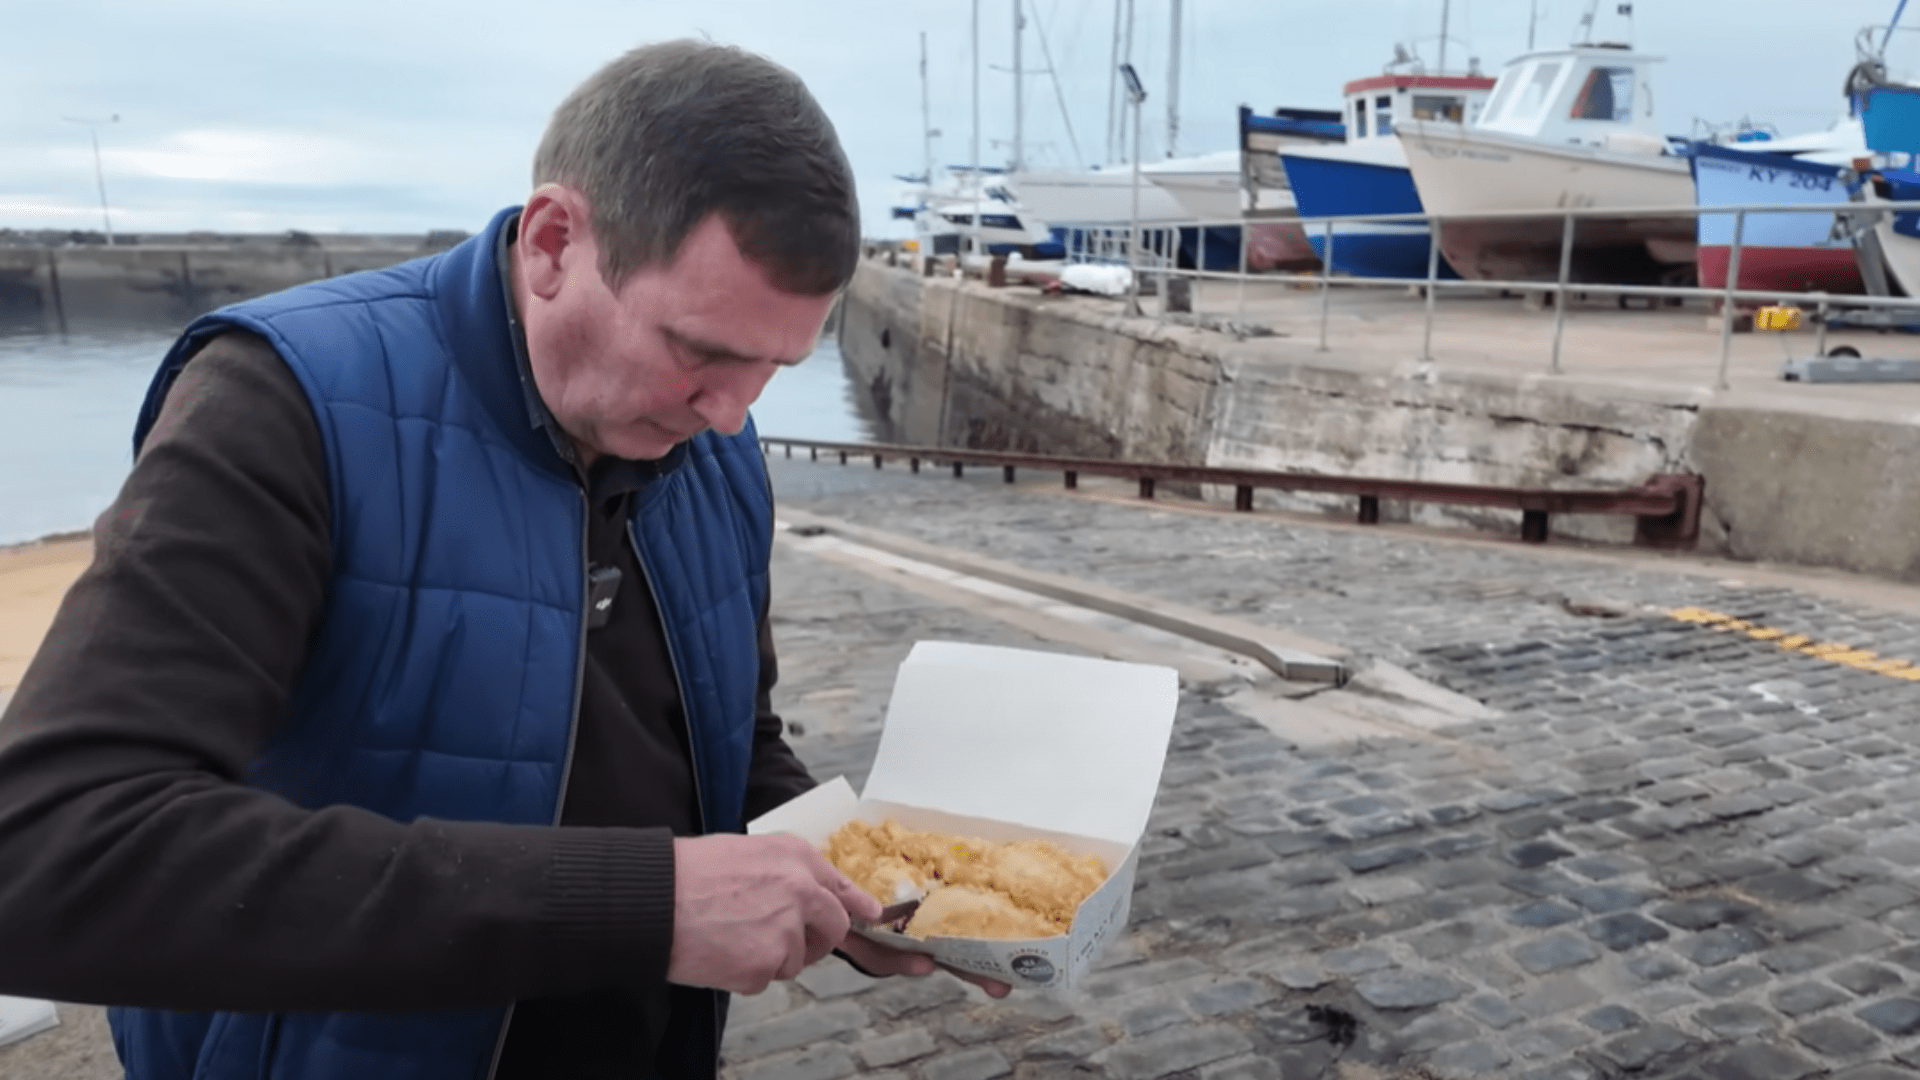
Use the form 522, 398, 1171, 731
663, 328, 807, 367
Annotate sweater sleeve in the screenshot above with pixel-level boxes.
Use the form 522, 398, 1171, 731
0, 331, 675, 1012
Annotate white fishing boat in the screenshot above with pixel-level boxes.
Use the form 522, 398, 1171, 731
1396, 43, 1695, 283
914, 168, 1056, 257
1140, 149, 1256, 224
1278, 71, 1497, 279
1855, 167, 1920, 297
1011, 163, 1195, 228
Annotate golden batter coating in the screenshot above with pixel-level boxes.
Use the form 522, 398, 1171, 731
824, 819, 1108, 940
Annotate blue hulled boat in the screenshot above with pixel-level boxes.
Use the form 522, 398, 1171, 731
1279, 72, 1495, 279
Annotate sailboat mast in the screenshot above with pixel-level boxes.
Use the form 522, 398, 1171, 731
1439, 0, 1450, 74
1012, 0, 1025, 171
920, 31, 932, 189
1120, 0, 1135, 162
1166, 0, 1181, 158
1106, 0, 1121, 163
971, 0, 980, 253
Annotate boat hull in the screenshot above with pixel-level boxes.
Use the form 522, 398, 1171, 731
1868, 170, 1920, 297
1689, 144, 1861, 294
1247, 221, 1320, 271
1398, 121, 1696, 283
1280, 148, 1458, 279
1695, 246, 1864, 293
1011, 169, 1190, 226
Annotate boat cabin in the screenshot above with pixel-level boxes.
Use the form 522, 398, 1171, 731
1470, 45, 1663, 147
1340, 73, 1497, 142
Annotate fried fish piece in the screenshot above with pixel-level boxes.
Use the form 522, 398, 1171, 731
904, 885, 1056, 940
823, 818, 1108, 940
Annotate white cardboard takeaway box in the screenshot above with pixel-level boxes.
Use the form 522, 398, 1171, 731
749, 640, 1178, 989
0, 995, 58, 1049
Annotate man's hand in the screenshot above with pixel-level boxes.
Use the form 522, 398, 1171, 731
668, 833, 880, 995
835, 935, 1013, 999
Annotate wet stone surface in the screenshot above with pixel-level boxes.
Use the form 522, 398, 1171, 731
721, 458, 1920, 1079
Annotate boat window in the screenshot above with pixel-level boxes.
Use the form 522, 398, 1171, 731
1481, 69, 1520, 124
1375, 95, 1394, 136
1569, 66, 1634, 121
1412, 95, 1465, 122
1508, 62, 1562, 124
1353, 97, 1368, 137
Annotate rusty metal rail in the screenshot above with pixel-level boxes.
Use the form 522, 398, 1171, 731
759, 436, 1704, 549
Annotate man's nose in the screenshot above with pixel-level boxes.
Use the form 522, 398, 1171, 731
690, 364, 778, 436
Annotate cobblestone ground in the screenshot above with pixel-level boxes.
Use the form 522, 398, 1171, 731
732, 455, 1920, 1080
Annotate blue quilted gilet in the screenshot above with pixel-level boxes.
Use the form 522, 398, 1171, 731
109, 207, 772, 1080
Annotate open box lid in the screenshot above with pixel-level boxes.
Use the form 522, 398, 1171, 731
859, 641, 1178, 847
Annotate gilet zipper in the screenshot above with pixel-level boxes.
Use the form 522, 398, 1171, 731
481, 488, 592, 1080
630, 517, 728, 1080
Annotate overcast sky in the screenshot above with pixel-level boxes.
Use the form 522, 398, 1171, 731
2, 0, 1907, 239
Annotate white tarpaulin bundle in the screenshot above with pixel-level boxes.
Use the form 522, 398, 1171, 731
0, 995, 58, 1048
1057, 264, 1133, 297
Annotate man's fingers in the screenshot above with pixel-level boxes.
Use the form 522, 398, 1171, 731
941, 965, 1014, 998
836, 935, 935, 978
773, 919, 811, 983
805, 847, 882, 923
799, 875, 854, 949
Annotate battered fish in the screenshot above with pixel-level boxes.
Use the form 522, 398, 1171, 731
824, 819, 1108, 940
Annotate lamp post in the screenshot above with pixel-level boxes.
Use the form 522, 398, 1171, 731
1119, 63, 1146, 316
63, 113, 119, 244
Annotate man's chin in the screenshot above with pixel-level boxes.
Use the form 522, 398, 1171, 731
607, 425, 702, 461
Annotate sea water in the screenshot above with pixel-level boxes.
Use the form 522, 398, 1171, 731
0, 327, 872, 548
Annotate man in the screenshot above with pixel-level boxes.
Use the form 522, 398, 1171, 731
0, 40, 998, 1080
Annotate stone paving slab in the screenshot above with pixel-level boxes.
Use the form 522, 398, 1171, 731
9, 455, 1920, 1077
722, 455, 1920, 1079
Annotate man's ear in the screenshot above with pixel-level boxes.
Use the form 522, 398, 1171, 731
518, 184, 583, 302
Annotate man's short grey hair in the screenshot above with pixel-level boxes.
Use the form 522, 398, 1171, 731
533, 40, 860, 296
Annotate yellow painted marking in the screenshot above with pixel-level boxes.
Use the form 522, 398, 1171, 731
1666, 607, 1920, 683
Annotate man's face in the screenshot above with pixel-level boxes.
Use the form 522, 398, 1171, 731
517, 196, 836, 462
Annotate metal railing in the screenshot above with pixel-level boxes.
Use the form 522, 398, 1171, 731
1032, 198, 1920, 390
759, 435, 1704, 549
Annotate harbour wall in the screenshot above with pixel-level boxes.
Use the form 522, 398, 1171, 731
839, 259, 1920, 581
0, 237, 451, 330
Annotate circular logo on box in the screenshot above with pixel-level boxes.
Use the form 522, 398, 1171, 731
1008, 952, 1057, 984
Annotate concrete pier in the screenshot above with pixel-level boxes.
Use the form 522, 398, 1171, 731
0, 234, 457, 330
10, 453, 1920, 1077
839, 260, 1920, 580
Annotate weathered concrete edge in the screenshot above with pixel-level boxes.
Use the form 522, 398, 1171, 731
846, 261, 1920, 581
776, 506, 1350, 684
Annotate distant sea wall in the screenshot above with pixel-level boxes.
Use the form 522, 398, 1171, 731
839, 258, 1920, 581
0, 233, 462, 330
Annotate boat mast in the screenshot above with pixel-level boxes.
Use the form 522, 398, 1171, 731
1166, 0, 1181, 157
920, 32, 933, 191
1528, 0, 1537, 51
1120, 0, 1135, 162
1012, 0, 1025, 171
971, 0, 980, 254
1029, 0, 1086, 166
1106, 0, 1121, 163
1439, 0, 1450, 74
1575, 0, 1599, 45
